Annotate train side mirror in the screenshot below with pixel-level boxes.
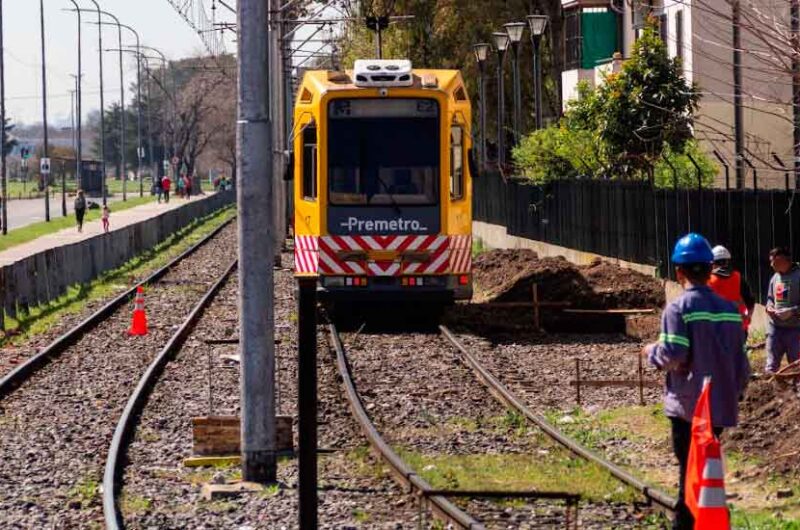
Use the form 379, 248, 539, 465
468, 148, 479, 178
284, 152, 294, 181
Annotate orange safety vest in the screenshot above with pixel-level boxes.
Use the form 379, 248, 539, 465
708, 270, 749, 330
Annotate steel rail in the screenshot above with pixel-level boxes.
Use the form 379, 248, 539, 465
329, 324, 485, 530
439, 325, 678, 513
103, 258, 238, 529
0, 212, 236, 401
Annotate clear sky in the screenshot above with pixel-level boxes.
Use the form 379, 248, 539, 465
4, 0, 236, 127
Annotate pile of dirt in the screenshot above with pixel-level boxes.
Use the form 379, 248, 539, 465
727, 380, 800, 476
473, 250, 665, 310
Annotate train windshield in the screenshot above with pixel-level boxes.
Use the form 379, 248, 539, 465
327, 98, 439, 206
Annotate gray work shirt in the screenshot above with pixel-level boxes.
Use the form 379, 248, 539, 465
767, 265, 800, 330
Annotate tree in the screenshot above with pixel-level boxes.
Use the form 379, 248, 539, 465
592, 19, 699, 179
4, 117, 17, 157
513, 17, 713, 186
332, 0, 566, 137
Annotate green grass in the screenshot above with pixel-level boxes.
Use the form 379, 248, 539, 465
732, 507, 800, 529
352, 508, 371, 523
0, 195, 155, 253
472, 237, 488, 258
120, 494, 152, 514
5, 176, 208, 199
1, 206, 235, 345
397, 449, 639, 503
68, 477, 100, 508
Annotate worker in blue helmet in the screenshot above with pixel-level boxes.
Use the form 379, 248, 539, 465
644, 233, 750, 530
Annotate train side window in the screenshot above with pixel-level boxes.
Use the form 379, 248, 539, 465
450, 125, 464, 199
302, 125, 317, 200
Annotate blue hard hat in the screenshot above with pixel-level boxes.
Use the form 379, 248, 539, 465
672, 233, 714, 265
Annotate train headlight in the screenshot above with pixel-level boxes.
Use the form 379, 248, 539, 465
322, 277, 345, 287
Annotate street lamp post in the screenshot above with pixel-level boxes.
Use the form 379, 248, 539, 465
492, 31, 510, 167
504, 22, 526, 145
95, 11, 127, 201
39, 0, 50, 222
473, 43, 490, 170
138, 46, 172, 175
113, 23, 143, 198
527, 13, 549, 131
87, 1, 107, 206
68, 0, 83, 190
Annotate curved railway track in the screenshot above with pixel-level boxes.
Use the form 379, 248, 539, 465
0, 215, 237, 529
329, 323, 485, 529
103, 259, 238, 529
439, 325, 677, 513
330, 321, 677, 528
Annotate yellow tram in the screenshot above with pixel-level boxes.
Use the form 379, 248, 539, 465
291, 59, 474, 304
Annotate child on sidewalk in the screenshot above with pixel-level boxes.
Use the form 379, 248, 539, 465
102, 205, 110, 233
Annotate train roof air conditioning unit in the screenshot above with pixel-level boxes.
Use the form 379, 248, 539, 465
353, 59, 414, 88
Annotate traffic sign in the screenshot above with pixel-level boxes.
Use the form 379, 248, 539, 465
40, 157, 51, 175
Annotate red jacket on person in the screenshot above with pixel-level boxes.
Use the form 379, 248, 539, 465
161, 176, 172, 191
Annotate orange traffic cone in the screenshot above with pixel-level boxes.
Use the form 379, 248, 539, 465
685, 377, 731, 529
128, 286, 148, 336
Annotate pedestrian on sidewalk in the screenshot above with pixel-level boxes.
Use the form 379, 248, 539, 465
709, 245, 756, 335
101, 205, 110, 233
183, 174, 192, 199
154, 175, 163, 203
161, 174, 171, 203
765, 247, 800, 374
74, 190, 87, 233
176, 172, 185, 199
645, 233, 750, 530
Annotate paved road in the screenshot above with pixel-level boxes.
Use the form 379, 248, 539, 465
3, 194, 127, 230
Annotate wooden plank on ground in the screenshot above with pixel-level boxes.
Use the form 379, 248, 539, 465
192, 415, 293, 456
563, 309, 655, 315
569, 379, 661, 388
184, 455, 241, 468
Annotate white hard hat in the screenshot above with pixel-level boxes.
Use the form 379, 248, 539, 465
712, 245, 732, 261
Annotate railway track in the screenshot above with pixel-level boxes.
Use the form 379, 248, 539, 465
330, 322, 677, 529
0, 218, 237, 529
103, 259, 238, 528
439, 326, 677, 513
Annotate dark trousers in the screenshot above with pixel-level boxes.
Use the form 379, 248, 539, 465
670, 418, 724, 530
75, 208, 85, 230
163, 190, 170, 203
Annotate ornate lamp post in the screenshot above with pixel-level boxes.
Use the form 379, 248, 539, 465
492, 31, 510, 167
504, 22, 526, 144
473, 43, 490, 169
527, 13, 549, 130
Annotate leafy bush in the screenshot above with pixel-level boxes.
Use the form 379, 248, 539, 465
513, 17, 712, 186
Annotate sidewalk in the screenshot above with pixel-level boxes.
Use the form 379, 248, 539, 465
0, 197, 205, 267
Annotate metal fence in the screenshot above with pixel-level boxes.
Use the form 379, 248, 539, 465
473, 172, 800, 303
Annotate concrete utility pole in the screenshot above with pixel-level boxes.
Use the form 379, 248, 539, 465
792, 0, 800, 188
237, 0, 276, 483
270, 0, 287, 261
40, 0, 50, 221
1, 0, 6, 236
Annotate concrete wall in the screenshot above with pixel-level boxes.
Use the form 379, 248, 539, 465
474, 220, 769, 334
0, 191, 235, 327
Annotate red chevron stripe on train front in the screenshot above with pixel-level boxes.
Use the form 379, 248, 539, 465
318, 235, 450, 276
